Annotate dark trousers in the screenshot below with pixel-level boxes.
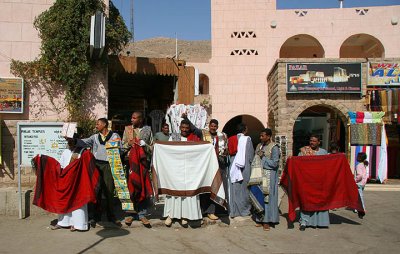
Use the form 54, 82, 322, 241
89, 160, 115, 221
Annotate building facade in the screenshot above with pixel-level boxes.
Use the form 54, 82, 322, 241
191, 0, 400, 130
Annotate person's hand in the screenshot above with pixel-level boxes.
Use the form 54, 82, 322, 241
257, 150, 264, 157
139, 140, 146, 147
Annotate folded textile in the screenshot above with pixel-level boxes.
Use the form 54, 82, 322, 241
249, 185, 265, 214
152, 141, 226, 209
280, 153, 364, 222
128, 140, 153, 205
32, 150, 100, 214
350, 123, 382, 145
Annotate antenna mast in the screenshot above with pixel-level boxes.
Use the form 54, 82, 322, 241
130, 0, 134, 42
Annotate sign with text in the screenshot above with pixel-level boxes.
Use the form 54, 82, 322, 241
286, 63, 362, 94
368, 62, 400, 87
0, 77, 23, 113
17, 122, 67, 167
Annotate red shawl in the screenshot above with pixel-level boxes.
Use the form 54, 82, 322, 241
280, 153, 364, 221
128, 140, 153, 204
227, 135, 238, 156
187, 133, 201, 141
32, 150, 99, 214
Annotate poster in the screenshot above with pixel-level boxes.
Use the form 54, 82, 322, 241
286, 63, 362, 93
368, 62, 400, 87
18, 122, 67, 167
0, 77, 23, 113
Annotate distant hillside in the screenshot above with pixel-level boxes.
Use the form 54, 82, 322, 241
121, 37, 211, 63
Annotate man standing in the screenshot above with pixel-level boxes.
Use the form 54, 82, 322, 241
122, 111, 154, 227
164, 118, 202, 227
154, 122, 170, 141
200, 119, 229, 220
77, 118, 121, 225
251, 128, 280, 231
228, 123, 254, 218
298, 134, 329, 231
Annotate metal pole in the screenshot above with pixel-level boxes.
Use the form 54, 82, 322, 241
175, 33, 178, 60
17, 124, 22, 219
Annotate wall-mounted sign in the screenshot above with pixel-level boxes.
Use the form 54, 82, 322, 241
368, 62, 400, 87
286, 63, 362, 93
0, 77, 23, 113
17, 122, 67, 167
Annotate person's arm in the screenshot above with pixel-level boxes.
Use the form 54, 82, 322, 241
122, 128, 131, 150
246, 137, 255, 163
143, 129, 154, 154
262, 146, 280, 171
76, 135, 95, 148
182, 114, 203, 140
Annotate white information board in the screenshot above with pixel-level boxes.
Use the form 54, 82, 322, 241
17, 122, 66, 167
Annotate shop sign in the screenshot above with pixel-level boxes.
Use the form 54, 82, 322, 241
286, 63, 362, 94
368, 62, 400, 87
0, 77, 23, 113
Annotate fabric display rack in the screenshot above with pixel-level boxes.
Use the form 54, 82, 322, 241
165, 104, 208, 133
348, 111, 387, 183
274, 135, 287, 176
369, 88, 400, 123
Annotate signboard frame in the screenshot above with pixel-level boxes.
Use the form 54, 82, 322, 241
286, 63, 362, 94
0, 77, 24, 114
17, 122, 66, 219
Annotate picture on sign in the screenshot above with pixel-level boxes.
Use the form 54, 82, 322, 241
0, 77, 23, 113
368, 62, 400, 87
286, 63, 362, 93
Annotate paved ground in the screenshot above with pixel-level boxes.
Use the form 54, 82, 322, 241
0, 187, 399, 254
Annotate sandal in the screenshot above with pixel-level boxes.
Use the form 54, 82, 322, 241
51, 225, 63, 230
70, 226, 77, 232
255, 223, 263, 227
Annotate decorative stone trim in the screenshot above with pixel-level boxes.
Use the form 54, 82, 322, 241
231, 31, 256, 38
356, 9, 369, 15
230, 49, 259, 56
294, 10, 308, 17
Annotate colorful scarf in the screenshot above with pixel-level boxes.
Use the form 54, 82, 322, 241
128, 139, 154, 204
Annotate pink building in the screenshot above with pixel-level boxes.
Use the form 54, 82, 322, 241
190, 0, 399, 131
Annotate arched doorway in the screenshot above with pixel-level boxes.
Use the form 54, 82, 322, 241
340, 34, 385, 58
280, 34, 325, 58
199, 74, 209, 95
292, 105, 346, 155
223, 114, 265, 147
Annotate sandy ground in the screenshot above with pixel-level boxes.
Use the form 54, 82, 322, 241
0, 190, 399, 254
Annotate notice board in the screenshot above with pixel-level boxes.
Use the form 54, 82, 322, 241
17, 122, 66, 167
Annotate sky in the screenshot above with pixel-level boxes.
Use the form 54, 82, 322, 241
112, 0, 400, 41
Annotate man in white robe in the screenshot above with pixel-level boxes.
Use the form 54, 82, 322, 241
163, 119, 203, 227
53, 137, 88, 231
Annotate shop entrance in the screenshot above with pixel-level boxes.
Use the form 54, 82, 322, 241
292, 105, 345, 155
108, 72, 175, 136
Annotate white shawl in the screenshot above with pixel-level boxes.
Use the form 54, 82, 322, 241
230, 135, 249, 183
152, 141, 226, 208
